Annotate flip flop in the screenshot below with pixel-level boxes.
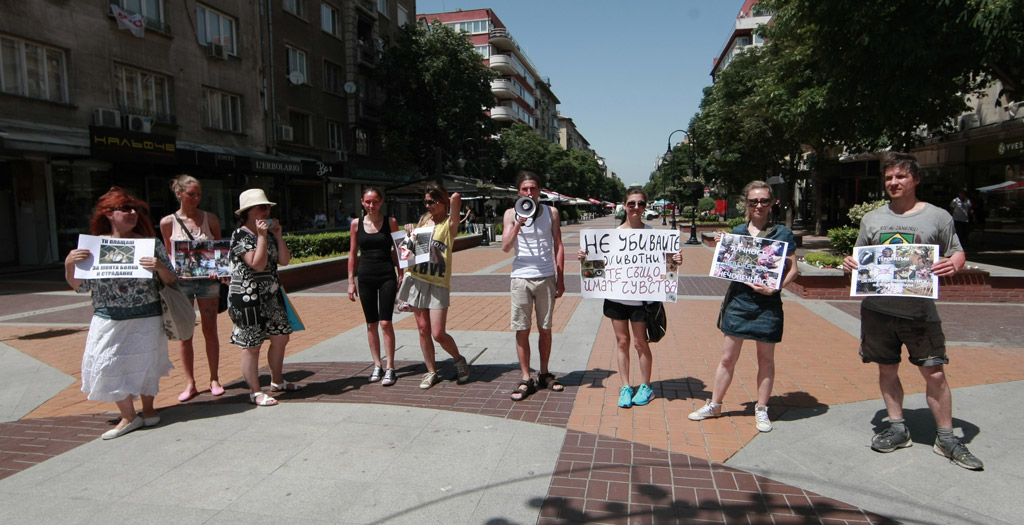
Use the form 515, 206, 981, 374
210, 382, 225, 396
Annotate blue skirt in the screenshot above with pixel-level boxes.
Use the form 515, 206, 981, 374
717, 283, 784, 343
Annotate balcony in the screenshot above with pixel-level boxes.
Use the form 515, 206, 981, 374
489, 54, 516, 75
358, 43, 378, 67
490, 79, 515, 99
490, 106, 516, 122
489, 28, 513, 49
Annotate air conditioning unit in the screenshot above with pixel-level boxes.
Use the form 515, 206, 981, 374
93, 108, 122, 128
206, 42, 227, 60
278, 125, 294, 142
122, 114, 154, 133
960, 113, 980, 130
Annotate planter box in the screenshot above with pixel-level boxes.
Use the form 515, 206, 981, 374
278, 234, 483, 291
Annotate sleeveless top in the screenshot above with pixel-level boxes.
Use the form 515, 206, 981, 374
511, 203, 555, 279
408, 217, 454, 289
357, 215, 396, 279
170, 211, 214, 241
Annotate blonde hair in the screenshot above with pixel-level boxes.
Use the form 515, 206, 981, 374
170, 174, 200, 200
740, 180, 772, 221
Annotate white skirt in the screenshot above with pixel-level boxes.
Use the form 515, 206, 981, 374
81, 315, 172, 402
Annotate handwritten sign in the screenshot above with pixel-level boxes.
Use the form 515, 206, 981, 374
390, 227, 433, 269
851, 244, 939, 299
579, 229, 680, 302
710, 234, 788, 290
171, 239, 231, 279
74, 235, 155, 279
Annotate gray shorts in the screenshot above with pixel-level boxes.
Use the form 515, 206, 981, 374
510, 276, 556, 331
860, 306, 948, 367
398, 276, 450, 310
178, 278, 220, 300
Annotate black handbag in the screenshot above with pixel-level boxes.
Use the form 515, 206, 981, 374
644, 301, 667, 343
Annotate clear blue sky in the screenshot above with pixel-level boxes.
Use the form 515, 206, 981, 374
415, 0, 746, 188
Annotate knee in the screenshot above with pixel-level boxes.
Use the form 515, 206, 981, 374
719, 353, 739, 368
431, 329, 446, 342
920, 366, 946, 384
379, 320, 393, 331
366, 322, 379, 332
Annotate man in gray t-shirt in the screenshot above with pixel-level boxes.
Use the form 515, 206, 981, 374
842, 152, 982, 470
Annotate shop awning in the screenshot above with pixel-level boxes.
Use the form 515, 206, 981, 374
983, 179, 1024, 192
977, 180, 1023, 192
0, 119, 89, 156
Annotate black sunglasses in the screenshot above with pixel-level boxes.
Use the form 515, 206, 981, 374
111, 205, 139, 213
424, 199, 439, 207
746, 198, 772, 207
626, 200, 646, 208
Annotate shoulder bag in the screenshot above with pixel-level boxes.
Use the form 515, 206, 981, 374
643, 300, 667, 343
158, 279, 196, 341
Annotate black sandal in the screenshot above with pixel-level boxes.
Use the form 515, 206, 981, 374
510, 379, 536, 402
537, 373, 565, 392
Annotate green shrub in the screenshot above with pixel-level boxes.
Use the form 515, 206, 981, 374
567, 207, 579, 221
726, 217, 746, 229
803, 251, 844, 269
494, 223, 503, 236
847, 199, 888, 225
698, 197, 716, 213
827, 226, 859, 255
283, 231, 351, 259
560, 210, 569, 222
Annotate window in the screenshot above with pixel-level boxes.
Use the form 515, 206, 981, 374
474, 45, 490, 59
0, 35, 68, 103
354, 128, 368, 155
445, 20, 489, 34
196, 4, 238, 54
118, 0, 167, 32
327, 120, 343, 151
323, 60, 343, 95
201, 88, 242, 132
113, 64, 169, 118
286, 46, 308, 84
283, 0, 305, 18
321, 3, 340, 37
289, 111, 311, 145
397, 5, 409, 26
377, 0, 389, 18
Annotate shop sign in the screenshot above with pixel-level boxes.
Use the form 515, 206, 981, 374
89, 126, 176, 164
215, 153, 235, 168
251, 159, 302, 174
966, 134, 1024, 162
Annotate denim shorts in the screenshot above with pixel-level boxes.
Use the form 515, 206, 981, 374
178, 278, 221, 300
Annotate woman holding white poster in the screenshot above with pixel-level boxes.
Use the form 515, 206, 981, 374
347, 187, 402, 386
159, 175, 225, 402
64, 187, 176, 439
689, 181, 798, 432
579, 188, 683, 409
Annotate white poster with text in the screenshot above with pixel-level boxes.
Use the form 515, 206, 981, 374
579, 229, 680, 302
74, 235, 155, 279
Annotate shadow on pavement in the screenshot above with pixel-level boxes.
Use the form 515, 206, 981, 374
870, 407, 981, 446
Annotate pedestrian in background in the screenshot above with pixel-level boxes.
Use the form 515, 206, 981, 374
159, 175, 225, 401
689, 181, 797, 432
64, 187, 175, 439
949, 188, 972, 250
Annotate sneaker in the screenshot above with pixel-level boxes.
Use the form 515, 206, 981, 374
369, 365, 383, 383
933, 438, 984, 470
754, 405, 772, 432
454, 357, 471, 384
419, 372, 439, 390
631, 384, 654, 406
381, 368, 397, 387
618, 385, 634, 408
871, 426, 912, 453
687, 401, 722, 421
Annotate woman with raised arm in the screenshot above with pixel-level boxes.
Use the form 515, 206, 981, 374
348, 187, 402, 386
159, 175, 225, 401
688, 181, 798, 432
64, 187, 175, 439
396, 184, 471, 390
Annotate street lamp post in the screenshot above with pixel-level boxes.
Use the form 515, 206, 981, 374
663, 129, 687, 233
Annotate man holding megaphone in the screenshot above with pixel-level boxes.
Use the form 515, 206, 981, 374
502, 171, 566, 401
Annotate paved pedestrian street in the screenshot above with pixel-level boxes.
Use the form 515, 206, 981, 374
1, 216, 1022, 524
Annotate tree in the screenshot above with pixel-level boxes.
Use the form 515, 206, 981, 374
548, 149, 603, 198
377, 22, 497, 176
497, 123, 561, 185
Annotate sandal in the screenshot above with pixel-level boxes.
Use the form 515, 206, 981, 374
510, 379, 536, 402
537, 373, 565, 392
270, 380, 303, 392
249, 392, 278, 406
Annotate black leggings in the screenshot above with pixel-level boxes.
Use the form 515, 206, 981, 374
358, 274, 397, 323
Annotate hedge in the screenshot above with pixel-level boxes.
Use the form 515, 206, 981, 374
827, 226, 859, 255
283, 231, 351, 259
803, 251, 844, 269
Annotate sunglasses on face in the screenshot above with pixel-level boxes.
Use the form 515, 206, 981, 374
746, 199, 772, 207
424, 199, 439, 207
111, 205, 139, 213
626, 200, 646, 208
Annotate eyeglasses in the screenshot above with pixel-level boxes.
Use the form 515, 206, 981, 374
626, 200, 647, 208
111, 205, 139, 213
746, 199, 772, 207
424, 199, 439, 207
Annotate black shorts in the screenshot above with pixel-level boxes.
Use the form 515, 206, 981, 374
603, 299, 646, 323
859, 305, 948, 367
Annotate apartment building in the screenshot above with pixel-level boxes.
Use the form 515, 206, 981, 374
710, 0, 770, 82
557, 115, 590, 152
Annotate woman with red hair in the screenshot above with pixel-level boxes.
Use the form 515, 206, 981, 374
64, 187, 176, 440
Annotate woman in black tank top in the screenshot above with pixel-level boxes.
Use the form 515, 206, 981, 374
348, 188, 402, 386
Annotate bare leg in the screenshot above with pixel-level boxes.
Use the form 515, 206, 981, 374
630, 321, 653, 385
380, 320, 396, 369
178, 338, 198, 399
516, 328, 532, 381
878, 363, 904, 421
196, 297, 221, 391
112, 396, 138, 430
711, 335, 744, 405
266, 333, 291, 385
240, 345, 263, 394
611, 319, 631, 388
429, 308, 462, 361
537, 327, 553, 376
919, 365, 953, 428
140, 395, 157, 419
754, 342, 776, 406
366, 321, 383, 368
414, 308, 436, 372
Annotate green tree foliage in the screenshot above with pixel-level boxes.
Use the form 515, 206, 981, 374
377, 22, 497, 174
549, 149, 603, 199
497, 123, 561, 185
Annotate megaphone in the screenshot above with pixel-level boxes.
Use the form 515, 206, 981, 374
514, 196, 538, 220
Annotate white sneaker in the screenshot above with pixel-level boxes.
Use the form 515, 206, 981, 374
687, 401, 722, 421
755, 405, 772, 432
419, 372, 439, 390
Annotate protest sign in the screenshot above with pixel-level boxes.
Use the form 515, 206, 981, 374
709, 234, 789, 290
74, 235, 155, 279
579, 228, 680, 302
171, 239, 231, 279
391, 226, 433, 269
851, 244, 939, 299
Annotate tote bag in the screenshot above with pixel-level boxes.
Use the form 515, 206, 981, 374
159, 280, 197, 340
280, 288, 305, 331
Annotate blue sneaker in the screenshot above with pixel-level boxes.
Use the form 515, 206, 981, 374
618, 385, 634, 408
632, 384, 654, 406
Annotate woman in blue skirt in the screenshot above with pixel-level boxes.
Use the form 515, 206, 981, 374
688, 181, 798, 432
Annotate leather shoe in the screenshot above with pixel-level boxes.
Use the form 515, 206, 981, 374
102, 417, 143, 440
